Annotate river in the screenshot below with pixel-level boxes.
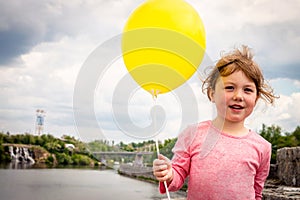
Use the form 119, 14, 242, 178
0, 167, 186, 200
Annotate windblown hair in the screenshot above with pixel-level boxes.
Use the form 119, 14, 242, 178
202, 45, 278, 104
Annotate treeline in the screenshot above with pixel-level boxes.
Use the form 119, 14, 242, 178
1, 124, 299, 166
87, 139, 119, 152
119, 140, 157, 152
86, 139, 157, 152
0, 133, 97, 166
260, 124, 300, 163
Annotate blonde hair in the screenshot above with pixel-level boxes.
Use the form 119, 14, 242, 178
202, 45, 278, 104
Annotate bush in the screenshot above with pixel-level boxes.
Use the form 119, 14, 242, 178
46, 155, 54, 165
72, 154, 93, 166
56, 153, 73, 165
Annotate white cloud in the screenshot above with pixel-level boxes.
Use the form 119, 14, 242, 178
0, 35, 95, 136
247, 90, 300, 133
191, 0, 300, 79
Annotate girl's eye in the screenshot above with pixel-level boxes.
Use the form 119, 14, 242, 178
244, 88, 254, 93
225, 86, 234, 91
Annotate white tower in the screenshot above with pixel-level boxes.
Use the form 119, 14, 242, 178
35, 109, 46, 136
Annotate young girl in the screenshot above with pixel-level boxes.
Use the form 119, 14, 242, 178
153, 45, 277, 200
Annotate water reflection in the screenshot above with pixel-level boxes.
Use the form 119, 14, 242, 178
0, 167, 186, 200
6, 161, 35, 169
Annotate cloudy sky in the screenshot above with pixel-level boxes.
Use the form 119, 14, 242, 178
0, 0, 299, 144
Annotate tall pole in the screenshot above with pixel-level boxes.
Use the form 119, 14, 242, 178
35, 109, 46, 136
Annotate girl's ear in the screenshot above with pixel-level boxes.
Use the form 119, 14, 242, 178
208, 87, 215, 103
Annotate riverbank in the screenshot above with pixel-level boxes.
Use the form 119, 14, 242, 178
118, 163, 188, 199
118, 164, 300, 200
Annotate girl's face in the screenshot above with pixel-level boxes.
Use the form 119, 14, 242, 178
209, 70, 258, 124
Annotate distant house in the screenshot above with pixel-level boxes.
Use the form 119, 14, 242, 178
65, 144, 75, 150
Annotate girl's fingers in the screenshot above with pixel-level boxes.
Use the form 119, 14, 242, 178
153, 170, 170, 182
152, 154, 173, 182
153, 160, 168, 171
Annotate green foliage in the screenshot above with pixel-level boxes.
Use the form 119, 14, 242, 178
1, 123, 299, 167
45, 141, 62, 153
56, 153, 73, 165
71, 154, 93, 166
46, 154, 54, 164
0, 132, 96, 166
119, 140, 156, 152
87, 140, 117, 152
150, 138, 177, 162
0, 142, 11, 162
259, 124, 300, 163
160, 138, 177, 159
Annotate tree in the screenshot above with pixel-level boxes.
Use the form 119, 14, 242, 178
259, 124, 295, 163
45, 141, 62, 153
292, 126, 300, 146
260, 124, 280, 163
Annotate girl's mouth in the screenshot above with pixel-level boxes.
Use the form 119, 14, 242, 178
229, 105, 244, 110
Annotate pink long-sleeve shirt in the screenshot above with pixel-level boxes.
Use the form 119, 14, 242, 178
159, 120, 271, 200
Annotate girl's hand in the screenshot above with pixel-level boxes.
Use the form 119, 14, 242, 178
153, 154, 173, 183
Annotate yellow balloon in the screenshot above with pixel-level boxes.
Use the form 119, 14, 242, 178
122, 0, 206, 96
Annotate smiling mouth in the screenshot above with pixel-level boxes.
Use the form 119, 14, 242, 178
229, 105, 244, 110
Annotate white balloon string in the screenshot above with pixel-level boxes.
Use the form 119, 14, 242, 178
151, 91, 171, 200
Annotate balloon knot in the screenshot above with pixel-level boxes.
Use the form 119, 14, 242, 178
150, 89, 160, 99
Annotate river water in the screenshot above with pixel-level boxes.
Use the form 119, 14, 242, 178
0, 167, 186, 200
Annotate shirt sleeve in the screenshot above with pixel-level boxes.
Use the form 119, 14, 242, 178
159, 125, 197, 193
254, 143, 272, 200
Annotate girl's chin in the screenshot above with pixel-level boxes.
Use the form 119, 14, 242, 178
225, 117, 246, 123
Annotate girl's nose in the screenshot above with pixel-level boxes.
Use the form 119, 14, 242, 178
233, 90, 243, 101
